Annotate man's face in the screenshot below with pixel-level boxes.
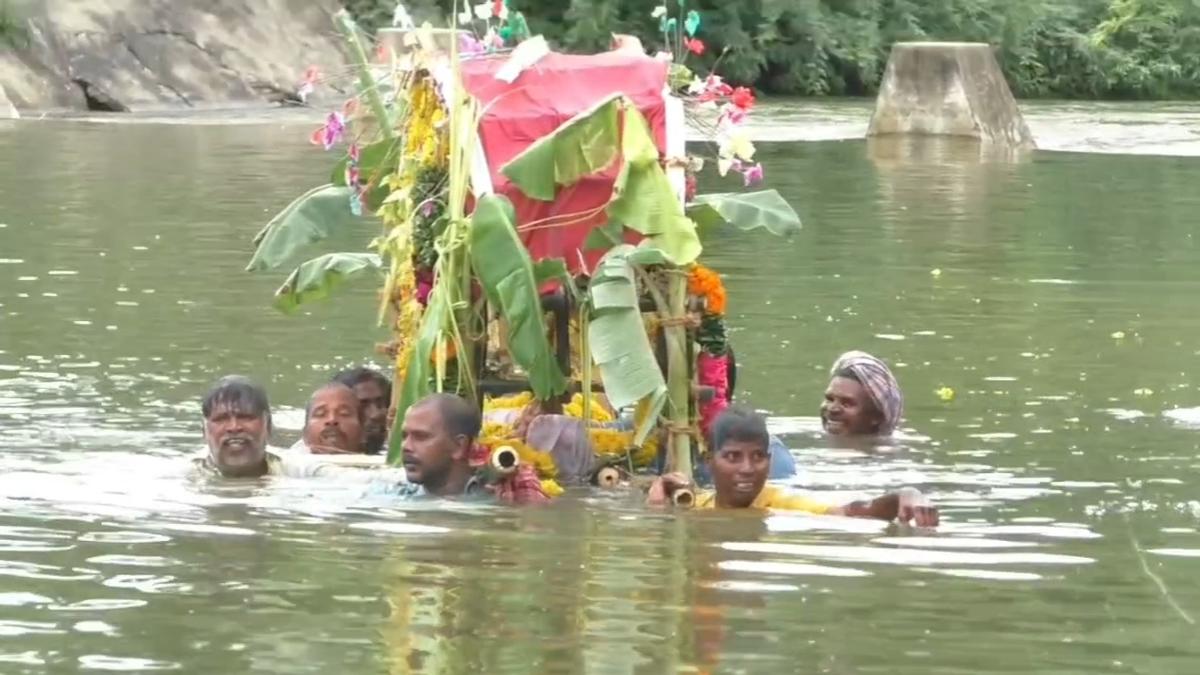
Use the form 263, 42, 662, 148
707, 438, 770, 508
400, 403, 464, 488
303, 386, 364, 453
352, 380, 389, 453
203, 404, 270, 476
820, 376, 880, 436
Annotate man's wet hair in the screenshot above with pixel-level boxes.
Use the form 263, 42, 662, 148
332, 366, 391, 401
414, 393, 481, 441
201, 375, 271, 421
708, 406, 770, 455
304, 382, 360, 423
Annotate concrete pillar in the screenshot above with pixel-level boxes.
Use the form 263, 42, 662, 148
868, 42, 1034, 148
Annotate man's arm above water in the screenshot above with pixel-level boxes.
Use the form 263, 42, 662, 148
829, 486, 939, 526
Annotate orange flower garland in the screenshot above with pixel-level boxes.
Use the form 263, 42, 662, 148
688, 264, 726, 316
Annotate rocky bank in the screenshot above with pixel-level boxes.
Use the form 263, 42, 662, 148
0, 0, 351, 113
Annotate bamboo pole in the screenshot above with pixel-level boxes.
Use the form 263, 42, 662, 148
663, 270, 693, 479
333, 10, 394, 140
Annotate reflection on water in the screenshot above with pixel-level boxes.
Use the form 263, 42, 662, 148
3, 114, 1200, 672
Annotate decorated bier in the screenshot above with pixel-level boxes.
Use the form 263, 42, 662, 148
247, 8, 801, 497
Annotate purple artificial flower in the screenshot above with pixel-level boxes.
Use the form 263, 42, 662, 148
740, 162, 763, 186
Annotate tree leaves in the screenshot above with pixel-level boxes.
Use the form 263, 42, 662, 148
686, 190, 803, 236
247, 185, 366, 272
587, 244, 668, 417
272, 252, 382, 314
500, 94, 622, 201
469, 194, 569, 400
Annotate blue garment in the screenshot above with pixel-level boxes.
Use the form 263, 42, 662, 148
693, 434, 797, 485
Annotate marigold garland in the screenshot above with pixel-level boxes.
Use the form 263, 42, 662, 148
688, 263, 726, 316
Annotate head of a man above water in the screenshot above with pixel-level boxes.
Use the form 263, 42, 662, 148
706, 407, 771, 508
201, 375, 272, 477
331, 367, 391, 454
302, 383, 364, 454
400, 393, 479, 495
821, 369, 884, 436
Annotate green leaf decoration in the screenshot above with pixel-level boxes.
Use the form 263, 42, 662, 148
387, 287, 452, 463
469, 194, 569, 400
583, 220, 624, 252
531, 258, 579, 304
686, 190, 803, 236
685, 10, 701, 36
607, 107, 701, 265
665, 17, 677, 34
247, 185, 365, 272
330, 139, 399, 187
500, 94, 622, 201
272, 252, 382, 314
587, 245, 668, 418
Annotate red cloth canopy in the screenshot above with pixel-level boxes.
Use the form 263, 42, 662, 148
461, 51, 669, 273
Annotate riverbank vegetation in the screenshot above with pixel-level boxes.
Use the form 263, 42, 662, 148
346, 0, 1200, 100
0, 1, 30, 50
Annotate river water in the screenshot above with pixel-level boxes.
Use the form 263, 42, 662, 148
2, 101, 1200, 673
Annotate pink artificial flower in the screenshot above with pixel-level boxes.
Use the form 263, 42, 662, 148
313, 111, 346, 150
343, 98, 359, 117
739, 162, 763, 186
730, 86, 756, 111
697, 74, 733, 103
492, 0, 504, 17
348, 142, 361, 162
684, 38, 705, 55
716, 102, 747, 128
459, 32, 486, 55
297, 66, 319, 103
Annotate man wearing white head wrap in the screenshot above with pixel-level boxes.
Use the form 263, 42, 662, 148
821, 351, 903, 436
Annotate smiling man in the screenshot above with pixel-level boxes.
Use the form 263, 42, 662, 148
195, 376, 331, 478
647, 407, 938, 526
821, 350, 903, 437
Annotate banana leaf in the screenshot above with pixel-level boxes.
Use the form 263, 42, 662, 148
500, 94, 622, 201
247, 185, 364, 272
330, 138, 400, 187
606, 107, 701, 265
686, 190, 803, 236
588, 245, 668, 427
272, 252, 382, 314
470, 194, 568, 399
387, 287, 452, 463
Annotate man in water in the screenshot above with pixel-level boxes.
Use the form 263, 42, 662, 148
648, 407, 938, 525
301, 383, 365, 454
394, 393, 547, 503
821, 350, 903, 437
196, 375, 329, 478
332, 367, 391, 454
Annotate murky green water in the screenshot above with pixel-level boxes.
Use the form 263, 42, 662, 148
2, 109, 1200, 673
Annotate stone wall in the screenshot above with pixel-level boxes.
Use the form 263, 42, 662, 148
0, 0, 351, 111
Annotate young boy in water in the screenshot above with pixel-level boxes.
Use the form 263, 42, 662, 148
647, 407, 939, 525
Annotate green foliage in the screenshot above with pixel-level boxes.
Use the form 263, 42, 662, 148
0, 0, 29, 50
587, 245, 669, 425
247, 185, 367, 272
686, 189, 802, 236
501, 94, 621, 201
469, 194, 569, 400
348, 0, 1200, 99
273, 252, 383, 314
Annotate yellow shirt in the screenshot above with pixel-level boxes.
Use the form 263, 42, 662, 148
695, 485, 833, 514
